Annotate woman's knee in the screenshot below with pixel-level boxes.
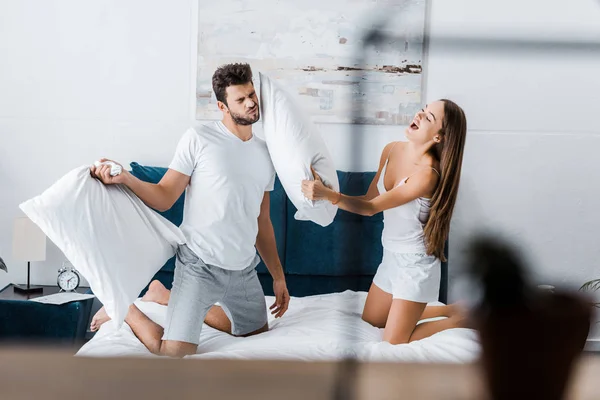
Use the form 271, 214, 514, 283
385, 336, 410, 345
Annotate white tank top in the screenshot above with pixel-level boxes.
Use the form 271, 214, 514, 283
376, 146, 439, 253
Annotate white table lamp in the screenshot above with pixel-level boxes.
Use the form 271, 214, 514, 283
12, 216, 46, 294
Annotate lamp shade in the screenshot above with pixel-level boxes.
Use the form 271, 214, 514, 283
13, 217, 46, 262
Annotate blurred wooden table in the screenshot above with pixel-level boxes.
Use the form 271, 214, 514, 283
0, 347, 598, 400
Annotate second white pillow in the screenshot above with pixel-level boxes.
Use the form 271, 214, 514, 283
20, 166, 185, 328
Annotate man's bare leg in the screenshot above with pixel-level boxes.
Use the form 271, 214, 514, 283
91, 280, 267, 337
203, 306, 232, 333
136, 280, 267, 337
126, 303, 197, 357
90, 280, 172, 331
141, 280, 171, 304
204, 305, 268, 336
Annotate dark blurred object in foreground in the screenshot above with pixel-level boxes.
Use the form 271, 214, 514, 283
0, 256, 6, 272
467, 237, 591, 400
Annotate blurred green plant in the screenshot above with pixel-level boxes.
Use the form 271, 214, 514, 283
580, 279, 600, 308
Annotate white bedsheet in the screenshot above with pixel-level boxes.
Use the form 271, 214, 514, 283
77, 291, 480, 363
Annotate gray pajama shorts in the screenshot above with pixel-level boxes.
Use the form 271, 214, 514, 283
162, 244, 268, 344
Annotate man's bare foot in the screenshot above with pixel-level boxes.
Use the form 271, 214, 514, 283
141, 280, 170, 305
90, 307, 111, 332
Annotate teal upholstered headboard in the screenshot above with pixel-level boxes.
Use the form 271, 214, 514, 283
130, 163, 448, 303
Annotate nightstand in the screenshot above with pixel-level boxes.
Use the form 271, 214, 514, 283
0, 284, 94, 348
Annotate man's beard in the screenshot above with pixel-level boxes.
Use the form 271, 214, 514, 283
230, 108, 260, 126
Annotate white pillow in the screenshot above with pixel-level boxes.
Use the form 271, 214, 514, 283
259, 72, 339, 227
20, 166, 185, 328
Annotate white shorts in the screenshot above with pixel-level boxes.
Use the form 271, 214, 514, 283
372, 249, 441, 303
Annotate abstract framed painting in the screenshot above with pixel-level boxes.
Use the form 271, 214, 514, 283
196, 0, 427, 125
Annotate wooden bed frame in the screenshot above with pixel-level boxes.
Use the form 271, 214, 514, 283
0, 348, 598, 399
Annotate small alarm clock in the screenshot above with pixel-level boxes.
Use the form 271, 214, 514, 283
57, 261, 81, 292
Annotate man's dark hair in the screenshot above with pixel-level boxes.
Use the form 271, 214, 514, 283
212, 63, 253, 105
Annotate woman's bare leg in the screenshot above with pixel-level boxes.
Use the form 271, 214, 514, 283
383, 299, 428, 344
362, 283, 393, 328
420, 303, 462, 320
384, 299, 470, 344
409, 313, 469, 342
362, 282, 462, 329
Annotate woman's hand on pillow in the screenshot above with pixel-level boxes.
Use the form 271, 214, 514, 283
90, 158, 129, 185
301, 167, 334, 201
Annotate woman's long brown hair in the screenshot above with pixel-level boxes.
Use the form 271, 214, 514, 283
424, 99, 467, 261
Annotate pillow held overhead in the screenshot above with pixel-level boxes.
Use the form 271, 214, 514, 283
259, 72, 339, 227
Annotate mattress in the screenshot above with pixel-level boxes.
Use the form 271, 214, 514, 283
77, 291, 480, 363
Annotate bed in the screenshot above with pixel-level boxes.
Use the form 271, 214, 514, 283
77, 164, 480, 362
78, 292, 479, 362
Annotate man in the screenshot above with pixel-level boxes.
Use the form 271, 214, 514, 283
90, 63, 289, 358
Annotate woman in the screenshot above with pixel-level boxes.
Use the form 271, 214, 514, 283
302, 99, 468, 344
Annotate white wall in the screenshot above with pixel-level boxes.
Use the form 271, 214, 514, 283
1, 0, 599, 314
0, 0, 195, 288
426, 0, 600, 302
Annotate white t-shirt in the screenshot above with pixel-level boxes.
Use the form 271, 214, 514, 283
169, 122, 275, 270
